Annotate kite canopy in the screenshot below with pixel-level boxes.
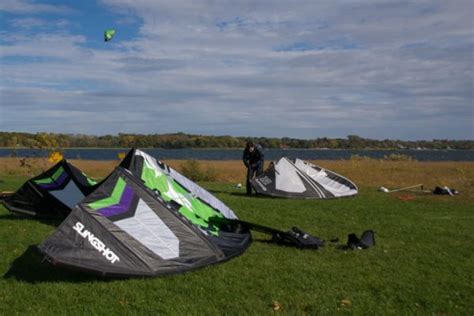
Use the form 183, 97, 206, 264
252, 157, 358, 199
104, 29, 116, 42
1, 160, 98, 218
120, 148, 238, 223
38, 149, 251, 277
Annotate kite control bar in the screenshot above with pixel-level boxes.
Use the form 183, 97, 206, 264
379, 184, 424, 193
223, 219, 325, 249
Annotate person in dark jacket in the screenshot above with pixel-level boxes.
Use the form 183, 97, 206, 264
242, 141, 264, 195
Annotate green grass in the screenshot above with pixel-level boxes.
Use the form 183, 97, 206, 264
0, 176, 473, 314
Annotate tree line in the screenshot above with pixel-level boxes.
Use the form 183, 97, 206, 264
0, 132, 472, 150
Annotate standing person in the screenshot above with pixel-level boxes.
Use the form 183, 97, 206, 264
242, 141, 264, 195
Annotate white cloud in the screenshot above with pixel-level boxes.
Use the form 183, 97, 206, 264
0, 0, 72, 14
0, 0, 473, 139
8, 17, 70, 30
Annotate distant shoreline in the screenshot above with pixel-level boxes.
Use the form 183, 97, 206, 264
1, 132, 472, 150
1, 148, 473, 162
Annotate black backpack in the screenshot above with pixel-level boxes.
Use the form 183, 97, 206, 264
433, 186, 459, 195
347, 230, 375, 249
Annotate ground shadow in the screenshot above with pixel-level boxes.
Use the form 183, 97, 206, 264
230, 192, 280, 199
0, 213, 62, 226
253, 238, 300, 248
207, 189, 279, 199
3, 245, 108, 283
256, 238, 369, 252
207, 188, 243, 195
253, 238, 326, 250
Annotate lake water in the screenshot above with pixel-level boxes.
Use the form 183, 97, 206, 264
1, 148, 473, 161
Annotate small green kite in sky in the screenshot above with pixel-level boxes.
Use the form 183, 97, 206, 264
104, 29, 116, 42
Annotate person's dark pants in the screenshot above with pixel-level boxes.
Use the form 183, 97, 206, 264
246, 162, 263, 194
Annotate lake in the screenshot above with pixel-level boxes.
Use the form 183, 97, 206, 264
1, 148, 473, 161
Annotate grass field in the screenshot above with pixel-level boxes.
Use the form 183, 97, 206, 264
0, 159, 473, 314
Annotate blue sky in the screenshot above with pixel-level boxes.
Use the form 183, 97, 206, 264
0, 0, 472, 140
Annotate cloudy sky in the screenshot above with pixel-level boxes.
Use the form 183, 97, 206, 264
0, 0, 472, 140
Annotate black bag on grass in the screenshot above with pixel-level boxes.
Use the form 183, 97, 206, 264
347, 230, 375, 250
433, 186, 459, 196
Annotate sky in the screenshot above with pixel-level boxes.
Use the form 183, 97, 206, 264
0, 0, 473, 140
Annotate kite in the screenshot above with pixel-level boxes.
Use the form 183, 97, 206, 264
104, 29, 116, 42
